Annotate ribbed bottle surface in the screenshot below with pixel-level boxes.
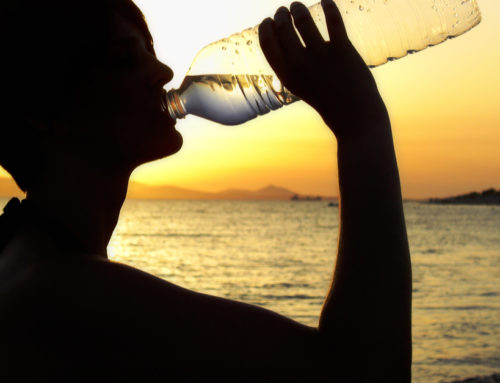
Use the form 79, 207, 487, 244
168, 74, 298, 125
167, 0, 481, 125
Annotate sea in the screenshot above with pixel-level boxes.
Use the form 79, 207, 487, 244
1, 198, 499, 382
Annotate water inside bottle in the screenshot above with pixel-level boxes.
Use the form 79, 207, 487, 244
178, 74, 299, 125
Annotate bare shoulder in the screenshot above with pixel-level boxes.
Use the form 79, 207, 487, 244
79, 258, 319, 345
72, 258, 331, 379
63, 258, 330, 378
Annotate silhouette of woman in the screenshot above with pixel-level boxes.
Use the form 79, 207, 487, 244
0, 0, 411, 381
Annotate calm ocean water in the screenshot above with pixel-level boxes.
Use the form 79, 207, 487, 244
1, 198, 499, 382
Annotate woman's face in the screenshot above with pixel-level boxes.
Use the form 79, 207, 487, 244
70, 10, 182, 169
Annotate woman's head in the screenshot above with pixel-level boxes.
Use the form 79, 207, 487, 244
0, 0, 181, 192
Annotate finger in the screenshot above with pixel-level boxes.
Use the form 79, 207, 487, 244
290, 2, 324, 50
258, 18, 288, 79
273, 7, 304, 57
322, 0, 349, 46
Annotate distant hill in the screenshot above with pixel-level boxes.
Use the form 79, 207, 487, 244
428, 188, 500, 205
215, 185, 298, 200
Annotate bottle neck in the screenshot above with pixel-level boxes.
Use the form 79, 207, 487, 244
166, 89, 187, 120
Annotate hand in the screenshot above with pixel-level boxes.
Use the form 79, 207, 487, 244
259, 0, 389, 141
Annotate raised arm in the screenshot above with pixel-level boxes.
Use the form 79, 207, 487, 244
259, 0, 412, 381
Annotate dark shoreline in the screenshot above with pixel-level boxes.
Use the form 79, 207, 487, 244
427, 188, 500, 206
444, 373, 500, 383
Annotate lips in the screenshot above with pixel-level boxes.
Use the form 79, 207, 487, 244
158, 88, 177, 127
160, 88, 168, 113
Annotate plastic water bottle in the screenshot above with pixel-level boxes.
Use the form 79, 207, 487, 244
166, 0, 481, 126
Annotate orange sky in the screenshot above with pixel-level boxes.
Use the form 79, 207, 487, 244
1, 0, 499, 198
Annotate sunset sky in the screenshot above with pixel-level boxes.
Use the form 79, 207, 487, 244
1, 0, 498, 198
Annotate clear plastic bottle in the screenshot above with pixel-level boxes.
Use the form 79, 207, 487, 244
166, 0, 481, 126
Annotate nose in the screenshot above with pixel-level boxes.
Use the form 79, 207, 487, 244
152, 59, 174, 88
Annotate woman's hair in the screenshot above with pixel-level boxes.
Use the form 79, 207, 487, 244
0, 0, 151, 192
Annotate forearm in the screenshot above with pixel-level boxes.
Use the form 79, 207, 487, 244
319, 118, 412, 381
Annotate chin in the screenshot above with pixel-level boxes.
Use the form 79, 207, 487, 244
139, 128, 183, 163
164, 130, 183, 156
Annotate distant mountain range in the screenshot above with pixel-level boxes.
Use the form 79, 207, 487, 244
0, 177, 336, 201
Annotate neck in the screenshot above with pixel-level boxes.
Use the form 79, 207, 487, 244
27, 158, 131, 259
